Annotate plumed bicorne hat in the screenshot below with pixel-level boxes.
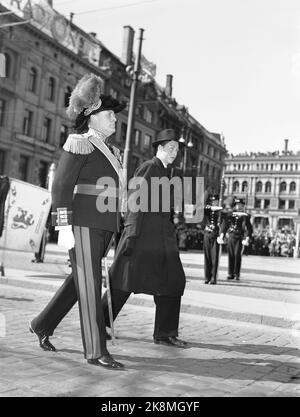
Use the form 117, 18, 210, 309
66, 73, 126, 120
152, 129, 185, 149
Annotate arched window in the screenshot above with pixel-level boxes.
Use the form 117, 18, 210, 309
28, 67, 37, 93
242, 181, 248, 192
280, 181, 287, 192
290, 181, 296, 192
233, 181, 239, 193
255, 181, 262, 192
265, 181, 271, 193
47, 77, 56, 101
4, 53, 12, 78
64, 86, 72, 107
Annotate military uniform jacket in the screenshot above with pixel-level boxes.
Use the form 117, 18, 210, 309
110, 157, 186, 297
200, 206, 225, 237
221, 212, 253, 239
51, 128, 125, 232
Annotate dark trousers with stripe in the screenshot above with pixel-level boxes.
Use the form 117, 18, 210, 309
203, 232, 220, 282
227, 234, 243, 277
31, 227, 112, 360
102, 289, 181, 338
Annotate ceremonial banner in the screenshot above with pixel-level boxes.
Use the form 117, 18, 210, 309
0, 178, 51, 252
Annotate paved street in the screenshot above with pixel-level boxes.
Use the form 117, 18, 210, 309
0, 245, 299, 397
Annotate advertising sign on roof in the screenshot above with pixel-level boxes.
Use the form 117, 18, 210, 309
2, 0, 101, 65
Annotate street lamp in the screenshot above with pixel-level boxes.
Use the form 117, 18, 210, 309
179, 130, 193, 175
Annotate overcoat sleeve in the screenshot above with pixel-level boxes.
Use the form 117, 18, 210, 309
123, 160, 156, 237
51, 150, 88, 227
245, 214, 253, 238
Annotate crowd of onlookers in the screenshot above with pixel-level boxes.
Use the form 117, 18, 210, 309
175, 224, 298, 257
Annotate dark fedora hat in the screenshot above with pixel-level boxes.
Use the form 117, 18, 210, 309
152, 129, 185, 149
99, 94, 127, 113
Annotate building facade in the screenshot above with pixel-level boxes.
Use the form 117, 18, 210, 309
0, 0, 226, 194
224, 140, 300, 230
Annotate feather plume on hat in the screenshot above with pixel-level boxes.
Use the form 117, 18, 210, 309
66, 74, 103, 120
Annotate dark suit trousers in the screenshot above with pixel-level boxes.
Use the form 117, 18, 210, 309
31, 228, 112, 359
227, 234, 243, 276
102, 289, 181, 338
203, 232, 220, 282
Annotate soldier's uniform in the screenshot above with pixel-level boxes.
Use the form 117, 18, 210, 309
201, 194, 224, 284
30, 74, 126, 368
222, 197, 252, 280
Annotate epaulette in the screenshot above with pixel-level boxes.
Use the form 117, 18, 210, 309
63, 134, 94, 154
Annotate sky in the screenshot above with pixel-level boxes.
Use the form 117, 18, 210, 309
52, 0, 300, 154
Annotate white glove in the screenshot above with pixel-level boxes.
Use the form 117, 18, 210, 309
57, 225, 75, 249
217, 234, 224, 244
242, 237, 249, 246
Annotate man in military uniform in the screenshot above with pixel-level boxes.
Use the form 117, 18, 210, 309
102, 129, 188, 348
222, 197, 252, 280
201, 193, 224, 285
29, 74, 126, 369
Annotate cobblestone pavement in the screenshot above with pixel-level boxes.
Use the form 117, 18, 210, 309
0, 262, 300, 397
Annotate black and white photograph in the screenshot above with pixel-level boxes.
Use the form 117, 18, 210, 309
0, 0, 299, 401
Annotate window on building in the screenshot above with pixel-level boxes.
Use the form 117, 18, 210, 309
289, 181, 296, 192
0, 99, 6, 126
279, 181, 287, 192
18, 155, 29, 181
0, 150, 6, 175
134, 129, 141, 147
64, 86, 72, 107
46, 77, 56, 101
120, 122, 127, 141
144, 108, 153, 124
242, 181, 248, 192
265, 181, 271, 193
278, 198, 285, 210
233, 181, 239, 193
271, 164, 273, 170
255, 181, 262, 192
256, 163, 259, 170
290, 164, 293, 171
296, 164, 298, 171
264, 199, 270, 209
233, 164, 236, 170
42, 117, 52, 143
261, 164, 264, 170
254, 198, 261, 209
285, 164, 288, 170
4, 53, 12, 79
110, 88, 118, 99
38, 161, 48, 188
288, 200, 295, 209
144, 134, 152, 148
23, 109, 33, 136
60, 125, 68, 147
28, 67, 37, 93
280, 164, 283, 170
266, 164, 268, 170
238, 164, 241, 170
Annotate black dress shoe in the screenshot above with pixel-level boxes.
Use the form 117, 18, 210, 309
29, 323, 56, 352
154, 336, 188, 348
209, 280, 216, 285
204, 280, 210, 284
87, 354, 124, 369
235, 275, 240, 281
227, 275, 234, 280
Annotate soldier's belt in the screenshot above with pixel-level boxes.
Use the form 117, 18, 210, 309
74, 184, 119, 197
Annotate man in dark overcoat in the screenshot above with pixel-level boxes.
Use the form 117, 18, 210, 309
221, 197, 252, 280
102, 129, 188, 348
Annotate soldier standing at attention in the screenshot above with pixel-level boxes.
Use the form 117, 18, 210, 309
201, 193, 224, 285
29, 74, 126, 369
222, 197, 252, 281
